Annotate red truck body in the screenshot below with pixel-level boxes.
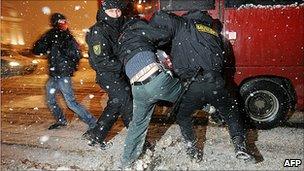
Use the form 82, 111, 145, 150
222, 2, 304, 110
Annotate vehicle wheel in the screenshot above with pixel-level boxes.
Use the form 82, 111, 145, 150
240, 79, 290, 129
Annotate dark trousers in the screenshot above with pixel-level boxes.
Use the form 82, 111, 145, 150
176, 73, 245, 143
91, 72, 133, 141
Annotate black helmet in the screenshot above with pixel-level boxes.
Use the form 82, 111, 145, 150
50, 13, 66, 27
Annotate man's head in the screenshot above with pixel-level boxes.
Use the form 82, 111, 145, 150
102, 0, 125, 18
50, 13, 68, 30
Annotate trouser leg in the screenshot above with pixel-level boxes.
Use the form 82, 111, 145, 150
122, 100, 155, 167
86, 73, 132, 143
46, 77, 67, 123
175, 86, 202, 143
206, 88, 245, 139
58, 77, 96, 128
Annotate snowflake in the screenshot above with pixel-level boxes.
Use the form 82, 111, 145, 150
74, 5, 81, 11
42, 6, 51, 15
49, 88, 56, 94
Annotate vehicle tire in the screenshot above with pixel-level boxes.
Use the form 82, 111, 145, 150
240, 79, 290, 129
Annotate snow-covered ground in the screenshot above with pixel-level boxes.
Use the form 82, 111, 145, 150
1, 112, 303, 170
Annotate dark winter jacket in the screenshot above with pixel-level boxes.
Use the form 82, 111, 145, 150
33, 28, 81, 77
150, 10, 224, 79
86, 8, 124, 74
117, 17, 171, 65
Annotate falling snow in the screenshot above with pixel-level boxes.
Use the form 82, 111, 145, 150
74, 5, 81, 11
42, 6, 51, 15
49, 88, 56, 94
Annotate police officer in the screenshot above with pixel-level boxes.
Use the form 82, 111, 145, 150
33, 13, 97, 130
150, 10, 256, 162
117, 17, 182, 168
84, 0, 133, 148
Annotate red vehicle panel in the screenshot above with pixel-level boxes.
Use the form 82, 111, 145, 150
223, 4, 304, 109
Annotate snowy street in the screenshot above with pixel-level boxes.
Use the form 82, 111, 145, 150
1, 59, 303, 170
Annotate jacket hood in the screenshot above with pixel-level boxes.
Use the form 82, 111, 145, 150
96, 8, 125, 30
182, 10, 213, 27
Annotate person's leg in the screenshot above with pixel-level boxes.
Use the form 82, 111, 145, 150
174, 81, 205, 161
57, 77, 96, 128
113, 74, 133, 128
175, 85, 202, 143
120, 95, 133, 127
122, 99, 155, 168
83, 73, 131, 146
204, 77, 255, 162
46, 77, 67, 129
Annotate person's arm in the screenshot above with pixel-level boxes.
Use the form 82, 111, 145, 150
32, 30, 52, 55
129, 19, 171, 47
150, 10, 185, 37
85, 26, 122, 72
68, 36, 82, 64
143, 21, 172, 46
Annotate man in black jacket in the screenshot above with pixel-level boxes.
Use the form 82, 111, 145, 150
150, 10, 255, 163
33, 13, 97, 130
117, 17, 182, 168
83, 0, 133, 148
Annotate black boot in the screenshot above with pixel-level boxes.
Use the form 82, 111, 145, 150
142, 140, 154, 152
48, 122, 67, 130
82, 125, 112, 149
232, 136, 256, 163
185, 141, 203, 162
82, 128, 101, 146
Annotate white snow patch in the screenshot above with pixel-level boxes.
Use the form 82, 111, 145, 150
238, 2, 304, 10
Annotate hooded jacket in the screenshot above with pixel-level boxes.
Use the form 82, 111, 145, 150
33, 28, 81, 77
117, 17, 171, 65
150, 10, 224, 79
86, 8, 124, 74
